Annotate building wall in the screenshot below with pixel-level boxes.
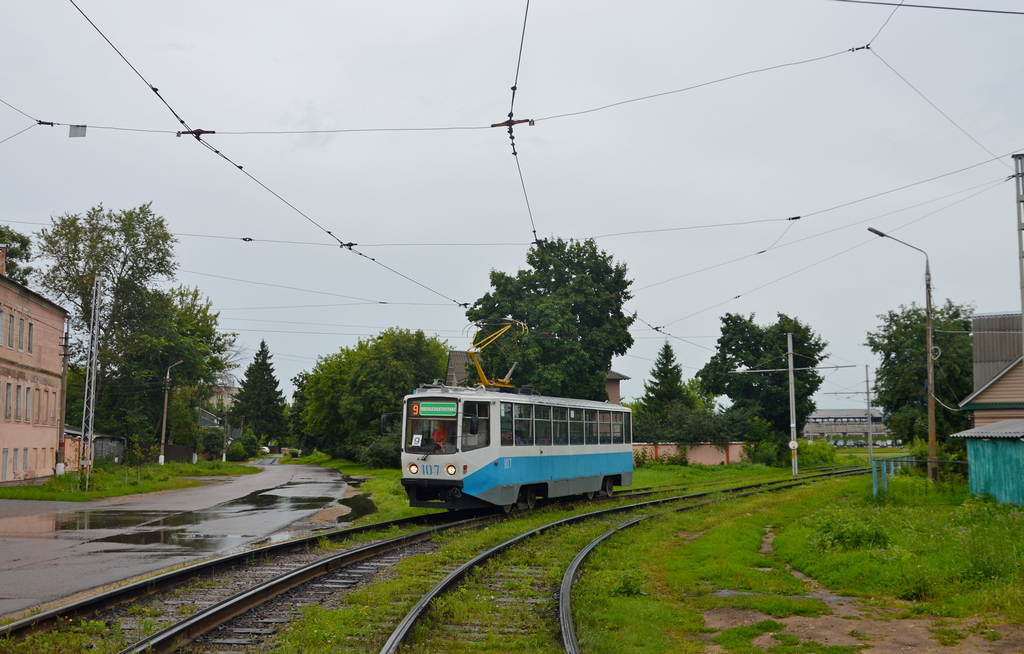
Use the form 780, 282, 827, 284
633, 442, 748, 465
966, 438, 1024, 506
973, 408, 1024, 428
973, 363, 1024, 403
0, 278, 66, 481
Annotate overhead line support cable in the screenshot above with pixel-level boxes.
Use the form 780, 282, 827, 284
66, 0, 469, 310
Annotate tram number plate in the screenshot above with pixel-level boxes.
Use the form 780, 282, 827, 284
415, 464, 442, 476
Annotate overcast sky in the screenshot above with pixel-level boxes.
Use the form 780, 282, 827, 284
3, 1, 1023, 411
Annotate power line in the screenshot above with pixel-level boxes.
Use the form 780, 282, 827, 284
827, 0, 1024, 15
870, 49, 1011, 169
535, 48, 856, 123
66, 0, 470, 311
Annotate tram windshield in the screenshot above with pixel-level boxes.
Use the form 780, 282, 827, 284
405, 399, 458, 455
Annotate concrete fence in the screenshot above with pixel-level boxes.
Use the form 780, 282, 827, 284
633, 442, 748, 465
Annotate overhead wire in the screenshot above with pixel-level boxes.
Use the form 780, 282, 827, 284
827, 0, 1024, 15
65, 0, 470, 310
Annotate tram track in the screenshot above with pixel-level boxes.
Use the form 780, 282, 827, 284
3, 468, 865, 653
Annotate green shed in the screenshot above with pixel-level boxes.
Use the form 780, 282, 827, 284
950, 419, 1024, 506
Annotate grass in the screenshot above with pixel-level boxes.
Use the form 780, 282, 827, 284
0, 459, 259, 502
0, 618, 127, 654
774, 474, 1024, 620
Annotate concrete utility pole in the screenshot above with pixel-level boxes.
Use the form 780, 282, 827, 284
159, 360, 184, 465
731, 343, 855, 476
55, 332, 69, 475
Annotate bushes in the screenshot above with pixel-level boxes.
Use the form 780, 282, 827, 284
226, 440, 247, 462
798, 439, 836, 466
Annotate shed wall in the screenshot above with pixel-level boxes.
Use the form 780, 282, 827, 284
966, 438, 1024, 506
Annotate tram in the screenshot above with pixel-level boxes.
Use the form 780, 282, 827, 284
400, 383, 633, 511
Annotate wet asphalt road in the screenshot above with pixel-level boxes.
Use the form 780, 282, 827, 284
0, 458, 348, 616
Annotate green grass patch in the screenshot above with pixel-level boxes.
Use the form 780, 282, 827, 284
0, 618, 126, 654
0, 460, 258, 502
773, 475, 1024, 620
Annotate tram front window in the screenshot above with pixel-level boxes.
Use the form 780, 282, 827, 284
405, 417, 457, 454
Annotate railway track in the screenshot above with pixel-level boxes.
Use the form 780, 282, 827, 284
3, 467, 864, 653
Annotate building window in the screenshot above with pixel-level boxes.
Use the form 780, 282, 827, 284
1, 449, 6, 482
6, 314, 12, 348
17, 319, 24, 351
3, 383, 10, 420
12, 448, 18, 474
27, 323, 33, 354
22, 448, 27, 474
25, 387, 32, 424
15, 385, 22, 421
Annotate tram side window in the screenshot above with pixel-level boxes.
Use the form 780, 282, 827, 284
462, 401, 491, 451
585, 409, 599, 445
624, 412, 632, 443
500, 403, 514, 446
552, 407, 568, 445
611, 412, 624, 444
534, 405, 552, 446
568, 408, 584, 445
599, 411, 612, 445
514, 404, 534, 446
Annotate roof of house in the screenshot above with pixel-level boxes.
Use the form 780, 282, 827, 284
606, 370, 631, 381
950, 419, 1024, 439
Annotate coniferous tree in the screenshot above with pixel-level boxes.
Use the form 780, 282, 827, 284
230, 340, 287, 441
640, 341, 688, 415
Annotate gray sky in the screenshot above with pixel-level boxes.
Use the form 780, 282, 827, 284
3, 1, 1023, 411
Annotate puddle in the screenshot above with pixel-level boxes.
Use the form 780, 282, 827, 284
57, 511, 174, 531
337, 493, 377, 522
94, 528, 225, 552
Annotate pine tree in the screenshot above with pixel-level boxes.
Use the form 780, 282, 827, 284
229, 340, 287, 440
641, 341, 687, 412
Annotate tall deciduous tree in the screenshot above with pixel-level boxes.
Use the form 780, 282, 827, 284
465, 238, 634, 400
698, 313, 827, 442
230, 340, 287, 441
865, 300, 972, 444
302, 328, 448, 462
0, 224, 34, 285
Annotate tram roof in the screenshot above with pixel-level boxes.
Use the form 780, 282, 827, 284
407, 384, 630, 411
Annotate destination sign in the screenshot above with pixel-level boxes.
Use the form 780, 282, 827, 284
416, 402, 457, 417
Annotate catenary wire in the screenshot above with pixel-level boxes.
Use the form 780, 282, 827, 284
871, 49, 1011, 170
66, 0, 470, 310
535, 48, 856, 123
827, 0, 1024, 15
867, 0, 905, 44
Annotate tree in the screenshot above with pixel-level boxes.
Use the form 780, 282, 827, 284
631, 342, 707, 443
229, 340, 287, 441
302, 328, 448, 462
34, 204, 235, 452
865, 300, 973, 444
0, 224, 34, 285
465, 238, 634, 400
698, 313, 827, 442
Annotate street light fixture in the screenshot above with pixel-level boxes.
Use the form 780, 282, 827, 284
159, 360, 184, 465
868, 227, 937, 480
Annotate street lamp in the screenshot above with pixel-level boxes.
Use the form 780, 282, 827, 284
159, 360, 184, 465
868, 227, 937, 481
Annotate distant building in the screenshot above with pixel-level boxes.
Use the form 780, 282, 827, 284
210, 385, 240, 411
0, 249, 68, 481
802, 408, 888, 443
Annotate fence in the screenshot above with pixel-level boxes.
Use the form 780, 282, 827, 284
871, 456, 970, 497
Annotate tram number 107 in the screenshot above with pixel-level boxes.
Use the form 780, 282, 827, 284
413, 464, 442, 476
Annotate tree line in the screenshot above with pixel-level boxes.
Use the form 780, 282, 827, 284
3, 208, 974, 468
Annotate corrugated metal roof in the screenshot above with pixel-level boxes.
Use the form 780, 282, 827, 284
951, 419, 1024, 439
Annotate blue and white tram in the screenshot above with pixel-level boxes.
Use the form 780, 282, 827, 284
400, 384, 633, 510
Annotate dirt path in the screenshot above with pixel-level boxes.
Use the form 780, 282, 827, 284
699, 526, 1024, 653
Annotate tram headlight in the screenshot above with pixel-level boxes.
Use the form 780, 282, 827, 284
445, 464, 457, 476
408, 463, 419, 475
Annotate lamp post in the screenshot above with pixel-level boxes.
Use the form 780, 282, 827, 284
868, 227, 937, 481
159, 360, 184, 465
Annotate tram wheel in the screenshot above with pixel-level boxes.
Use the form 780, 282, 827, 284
601, 477, 614, 497
585, 490, 596, 500
502, 503, 514, 514
516, 486, 536, 511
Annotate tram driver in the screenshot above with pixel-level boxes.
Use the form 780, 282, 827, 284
431, 421, 456, 453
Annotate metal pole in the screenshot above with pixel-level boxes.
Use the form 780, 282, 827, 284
867, 227, 936, 481
925, 258, 937, 481
55, 331, 69, 475
788, 332, 798, 476
1015, 154, 1024, 371
865, 365, 874, 466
